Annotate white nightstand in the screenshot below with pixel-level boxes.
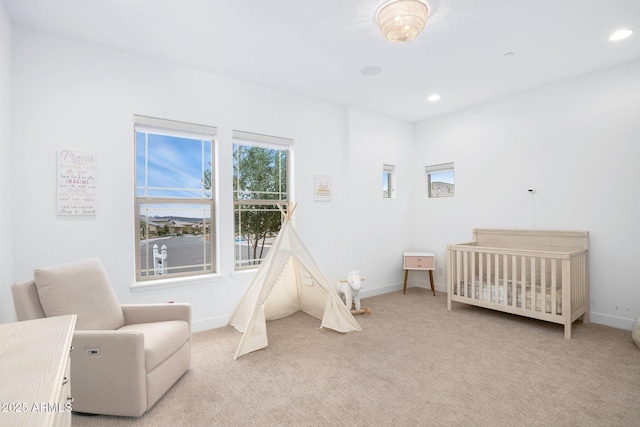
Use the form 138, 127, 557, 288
403, 251, 435, 296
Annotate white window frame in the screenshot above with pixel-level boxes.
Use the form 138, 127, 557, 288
425, 162, 455, 198
232, 130, 293, 270
134, 115, 217, 281
383, 164, 396, 199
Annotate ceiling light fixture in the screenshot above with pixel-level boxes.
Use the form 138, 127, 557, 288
428, 94, 440, 102
377, 0, 429, 43
609, 29, 633, 41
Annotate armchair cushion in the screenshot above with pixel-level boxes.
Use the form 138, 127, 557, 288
119, 320, 190, 372
34, 258, 125, 330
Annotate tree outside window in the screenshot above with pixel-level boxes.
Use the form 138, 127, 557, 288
233, 134, 290, 269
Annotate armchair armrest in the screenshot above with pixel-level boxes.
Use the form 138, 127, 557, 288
121, 303, 191, 333
71, 330, 147, 416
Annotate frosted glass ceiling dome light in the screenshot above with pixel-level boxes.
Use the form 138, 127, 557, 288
377, 0, 429, 43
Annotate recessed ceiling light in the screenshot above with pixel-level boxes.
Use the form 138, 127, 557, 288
609, 29, 633, 41
360, 66, 382, 76
428, 94, 441, 102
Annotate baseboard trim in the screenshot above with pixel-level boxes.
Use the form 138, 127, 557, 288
368, 281, 635, 332
194, 284, 406, 333
193, 315, 230, 333
589, 312, 634, 331
359, 283, 403, 298
194, 284, 633, 334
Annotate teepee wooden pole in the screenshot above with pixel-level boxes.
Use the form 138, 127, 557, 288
278, 202, 297, 221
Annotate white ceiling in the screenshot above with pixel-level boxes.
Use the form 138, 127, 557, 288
3, 0, 640, 122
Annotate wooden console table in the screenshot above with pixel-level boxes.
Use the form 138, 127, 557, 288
0, 314, 76, 427
403, 252, 435, 296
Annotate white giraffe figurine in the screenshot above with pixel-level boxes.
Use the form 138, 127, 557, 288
337, 270, 362, 310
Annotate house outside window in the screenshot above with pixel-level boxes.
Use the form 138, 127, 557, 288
233, 130, 291, 270
383, 164, 396, 199
134, 115, 217, 280
426, 162, 455, 198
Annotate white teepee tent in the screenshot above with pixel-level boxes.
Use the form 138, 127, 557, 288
229, 204, 362, 359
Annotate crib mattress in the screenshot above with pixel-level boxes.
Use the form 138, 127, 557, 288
455, 278, 562, 315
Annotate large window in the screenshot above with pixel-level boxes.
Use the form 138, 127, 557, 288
233, 130, 291, 270
135, 116, 216, 280
426, 162, 455, 198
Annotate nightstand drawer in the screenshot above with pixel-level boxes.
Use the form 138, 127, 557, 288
404, 255, 434, 270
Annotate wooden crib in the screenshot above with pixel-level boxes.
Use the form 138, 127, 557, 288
447, 229, 589, 339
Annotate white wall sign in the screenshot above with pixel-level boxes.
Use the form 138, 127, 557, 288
56, 149, 97, 216
313, 174, 332, 201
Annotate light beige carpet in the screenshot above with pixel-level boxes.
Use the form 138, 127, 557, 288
73, 288, 640, 426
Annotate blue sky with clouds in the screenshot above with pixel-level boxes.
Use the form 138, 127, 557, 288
136, 132, 212, 198
136, 132, 212, 219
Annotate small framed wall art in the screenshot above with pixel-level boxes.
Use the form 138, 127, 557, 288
313, 174, 332, 202
56, 149, 97, 216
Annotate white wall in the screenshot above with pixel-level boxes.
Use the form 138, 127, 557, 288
6, 24, 639, 332
0, 3, 13, 324
6, 26, 408, 328
414, 60, 640, 329
346, 107, 415, 294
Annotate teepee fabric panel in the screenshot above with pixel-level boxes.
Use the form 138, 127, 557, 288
321, 293, 363, 332
299, 274, 329, 319
229, 217, 361, 359
263, 258, 302, 320
233, 305, 268, 360
228, 225, 289, 331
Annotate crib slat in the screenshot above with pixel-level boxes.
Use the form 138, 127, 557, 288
511, 255, 517, 307
463, 250, 468, 297
521, 256, 526, 309
502, 254, 508, 305
571, 260, 580, 309
562, 258, 572, 338
479, 252, 484, 301
541, 257, 546, 314
487, 254, 492, 302
456, 250, 462, 297
580, 255, 585, 310
551, 259, 557, 315
478, 252, 484, 300
494, 253, 500, 303
471, 252, 476, 299
531, 257, 536, 311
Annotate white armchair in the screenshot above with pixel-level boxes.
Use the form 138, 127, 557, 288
11, 258, 191, 417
